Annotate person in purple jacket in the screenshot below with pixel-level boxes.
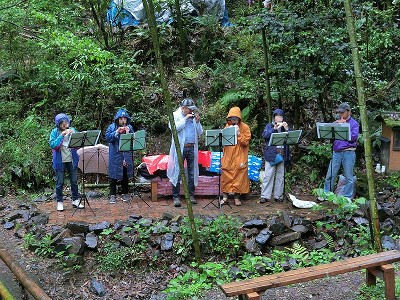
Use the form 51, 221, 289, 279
322, 103, 359, 200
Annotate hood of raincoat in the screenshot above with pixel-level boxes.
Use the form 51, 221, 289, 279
226, 107, 242, 120
54, 113, 70, 128
272, 108, 286, 121
114, 109, 131, 124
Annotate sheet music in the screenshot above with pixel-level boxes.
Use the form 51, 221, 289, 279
205, 126, 238, 147
316, 122, 351, 140
268, 130, 302, 146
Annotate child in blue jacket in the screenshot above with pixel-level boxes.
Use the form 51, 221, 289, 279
49, 113, 83, 211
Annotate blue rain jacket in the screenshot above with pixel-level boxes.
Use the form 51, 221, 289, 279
105, 109, 134, 180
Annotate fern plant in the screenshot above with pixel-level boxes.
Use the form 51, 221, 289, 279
321, 231, 335, 249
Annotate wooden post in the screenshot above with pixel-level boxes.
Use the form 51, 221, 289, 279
381, 264, 395, 300
366, 267, 377, 286
151, 180, 158, 202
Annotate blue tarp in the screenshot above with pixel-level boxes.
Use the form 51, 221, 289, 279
209, 152, 262, 181
106, 0, 231, 28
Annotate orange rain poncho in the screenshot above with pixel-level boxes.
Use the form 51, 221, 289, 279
221, 107, 251, 194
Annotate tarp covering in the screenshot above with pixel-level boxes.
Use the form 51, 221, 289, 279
107, 0, 231, 27
143, 151, 262, 181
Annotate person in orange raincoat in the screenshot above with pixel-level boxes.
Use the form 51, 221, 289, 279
220, 107, 251, 206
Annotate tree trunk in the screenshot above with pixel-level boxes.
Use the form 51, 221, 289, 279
344, 0, 382, 252
258, 0, 272, 123
142, 0, 201, 264
174, 0, 188, 66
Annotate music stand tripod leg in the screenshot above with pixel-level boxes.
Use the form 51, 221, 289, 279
72, 133, 95, 216
129, 135, 150, 208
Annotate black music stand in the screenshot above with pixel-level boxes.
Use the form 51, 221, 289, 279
119, 130, 150, 207
203, 126, 237, 210
68, 130, 101, 216
316, 122, 350, 192
268, 130, 302, 202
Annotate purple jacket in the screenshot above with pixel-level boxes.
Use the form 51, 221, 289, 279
333, 116, 359, 151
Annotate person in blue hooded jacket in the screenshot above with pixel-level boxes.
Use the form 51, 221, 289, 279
105, 109, 134, 204
49, 113, 82, 211
260, 109, 291, 203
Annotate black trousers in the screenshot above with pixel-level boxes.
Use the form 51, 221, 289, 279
110, 167, 129, 196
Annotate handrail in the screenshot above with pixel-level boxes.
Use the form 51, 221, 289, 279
0, 247, 51, 300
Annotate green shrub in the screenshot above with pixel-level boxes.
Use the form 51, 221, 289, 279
0, 112, 52, 189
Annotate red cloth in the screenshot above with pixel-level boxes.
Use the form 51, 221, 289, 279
142, 151, 211, 174
142, 154, 169, 174
198, 151, 211, 168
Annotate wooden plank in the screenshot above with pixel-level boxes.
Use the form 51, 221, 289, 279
220, 250, 400, 296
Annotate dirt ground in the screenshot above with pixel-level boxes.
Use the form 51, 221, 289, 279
0, 193, 394, 300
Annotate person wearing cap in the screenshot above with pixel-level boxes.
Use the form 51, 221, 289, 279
220, 107, 251, 206
167, 98, 203, 207
105, 108, 134, 204
49, 113, 82, 211
321, 102, 359, 200
260, 108, 290, 203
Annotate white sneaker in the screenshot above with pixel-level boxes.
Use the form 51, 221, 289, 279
121, 194, 130, 202
57, 202, 64, 211
72, 199, 84, 209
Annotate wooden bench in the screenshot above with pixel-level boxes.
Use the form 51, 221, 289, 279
220, 250, 400, 300
150, 176, 220, 202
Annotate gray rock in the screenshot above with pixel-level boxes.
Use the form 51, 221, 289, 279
89, 221, 111, 234
269, 222, 287, 236
26, 214, 49, 227
255, 229, 272, 245
353, 217, 369, 225
269, 231, 301, 246
314, 240, 328, 250
85, 233, 98, 250
162, 212, 174, 220
160, 233, 174, 251
377, 203, 389, 221
66, 221, 90, 234
292, 217, 310, 226
120, 234, 133, 247
381, 218, 395, 235
291, 225, 308, 234
138, 218, 153, 227
170, 224, 180, 233
243, 219, 266, 229
14, 228, 26, 238
245, 228, 259, 238
33, 195, 47, 203
382, 235, 396, 250
282, 211, 292, 228
113, 220, 125, 230
128, 214, 142, 222
245, 239, 261, 253
55, 236, 85, 255
4, 221, 14, 230
52, 229, 73, 245
394, 199, 400, 215
89, 279, 106, 297
6, 210, 30, 222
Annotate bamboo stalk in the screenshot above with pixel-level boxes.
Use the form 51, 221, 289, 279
343, 0, 382, 252
0, 248, 51, 300
0, 280, 15, 300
